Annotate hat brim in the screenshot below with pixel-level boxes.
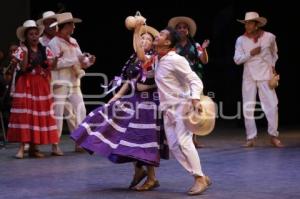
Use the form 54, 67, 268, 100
183, 95, 216, 136
168, 16, 197, 37
237, 17, 267, 27
60, 18, 82, 24
36, 14, 59, 26
133, 25, 159, 52
16, 25, 44, 42
50, 18, 82, 28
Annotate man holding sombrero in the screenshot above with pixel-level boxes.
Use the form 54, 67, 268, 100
154, 26, 212, 195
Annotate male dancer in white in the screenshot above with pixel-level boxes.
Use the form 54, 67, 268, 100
48, 12, 95, 152
37, 11, 76, 155
234, 12, 283, 148
154, 26, 211, 195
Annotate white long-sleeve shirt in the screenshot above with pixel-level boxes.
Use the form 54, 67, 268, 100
39, 35, 52, 47
155, 51, 203, 110
234, 31, 278, 81
48, 36, 92, 86
48, 36, 82, 86
48, 36, 83, 69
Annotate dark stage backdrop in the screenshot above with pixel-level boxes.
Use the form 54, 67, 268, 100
27, 0, 299, 126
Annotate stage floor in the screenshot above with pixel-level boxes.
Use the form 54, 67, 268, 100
1, 123, 300, 199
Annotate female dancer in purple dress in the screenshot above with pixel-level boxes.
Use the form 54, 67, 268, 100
71, 24, 168, 191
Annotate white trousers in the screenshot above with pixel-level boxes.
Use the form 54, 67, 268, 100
52, 85, 86, 137
63, 101, 76, 134
163, 105, 204, 177
242, 79, 279, 139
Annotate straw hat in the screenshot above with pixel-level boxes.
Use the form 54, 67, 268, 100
182, 95, 216, 136
168, 16, 197, 37
50, 12, 82, 27
36, 11, 59, 26
16, 20, 44, 42
237, 12, 267, 27
268, 74, 279, 89
133, 25, 159, 52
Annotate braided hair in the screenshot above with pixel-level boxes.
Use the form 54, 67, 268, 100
24, 42, 48, 71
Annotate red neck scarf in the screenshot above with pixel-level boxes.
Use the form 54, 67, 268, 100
157, 48, 175, 59
56, 33, 78, 47
244, 30, 264, 43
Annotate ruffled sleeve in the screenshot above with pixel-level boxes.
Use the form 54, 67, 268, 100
13, 47, 25, 61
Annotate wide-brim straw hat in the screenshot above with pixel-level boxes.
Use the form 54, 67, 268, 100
36, 11, 59, 26
237, 11, 267, 27
268, 74, 280, 89
133, 25, 159, 52
16, 20, 44, 41
182, 95, 216, 136
50, 12, 82, 27
168, 16, 197, 37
